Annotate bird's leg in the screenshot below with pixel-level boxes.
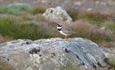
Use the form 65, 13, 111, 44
65, 35, 68, 40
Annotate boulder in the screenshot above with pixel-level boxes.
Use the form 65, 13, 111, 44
0, 38, 110, 70
43, 6, 72, 24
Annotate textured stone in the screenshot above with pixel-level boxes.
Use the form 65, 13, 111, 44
0, 38, 110, 70
43, 6, 72, 24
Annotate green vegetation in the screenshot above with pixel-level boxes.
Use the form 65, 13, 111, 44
67, 10, 106, 25
67, 9, 79, 21
0, 2, 115, 70
0, 16, 51, 40
79, 12, 105, 25
0, 3, 32, 15
103, 21, 115, 30
30, 7, 46, 15
67, 10, 114, 43
73, 28, 112, 43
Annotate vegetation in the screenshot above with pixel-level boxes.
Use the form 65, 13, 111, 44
0, 3, 114, 47
73, 28, 112, 43
0, 16, 51, 40
0, 2, 115, 70
78, 12, 106, 25
67, 10, 106, 24
29, 7, 46, 15
67, 10, 114, 43
103, 21, 115, 30
0, 3, 32, 15
67, 9, 79, 21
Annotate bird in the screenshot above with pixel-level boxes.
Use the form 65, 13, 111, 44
56, 23, 74, 40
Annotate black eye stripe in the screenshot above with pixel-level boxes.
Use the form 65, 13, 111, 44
57, 24, 62, 27
58, 29, 61, 31
59, 25, 62, 26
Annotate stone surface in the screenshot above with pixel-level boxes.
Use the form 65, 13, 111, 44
0, 38, 111, 70
43, 6, 72, 24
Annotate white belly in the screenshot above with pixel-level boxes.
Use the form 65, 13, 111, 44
59, 31, 70, 36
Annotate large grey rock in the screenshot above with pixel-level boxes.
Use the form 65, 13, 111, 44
43, 6, 72, 24
0, 38, 108, 70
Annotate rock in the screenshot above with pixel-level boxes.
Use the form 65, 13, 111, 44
43, 6, 72, 24
0, 38, 109, 70
102, 48, 115, 70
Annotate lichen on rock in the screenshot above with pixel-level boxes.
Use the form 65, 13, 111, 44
0, 38, 111, 70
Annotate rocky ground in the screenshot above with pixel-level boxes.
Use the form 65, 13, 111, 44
0, 38, 115, 70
